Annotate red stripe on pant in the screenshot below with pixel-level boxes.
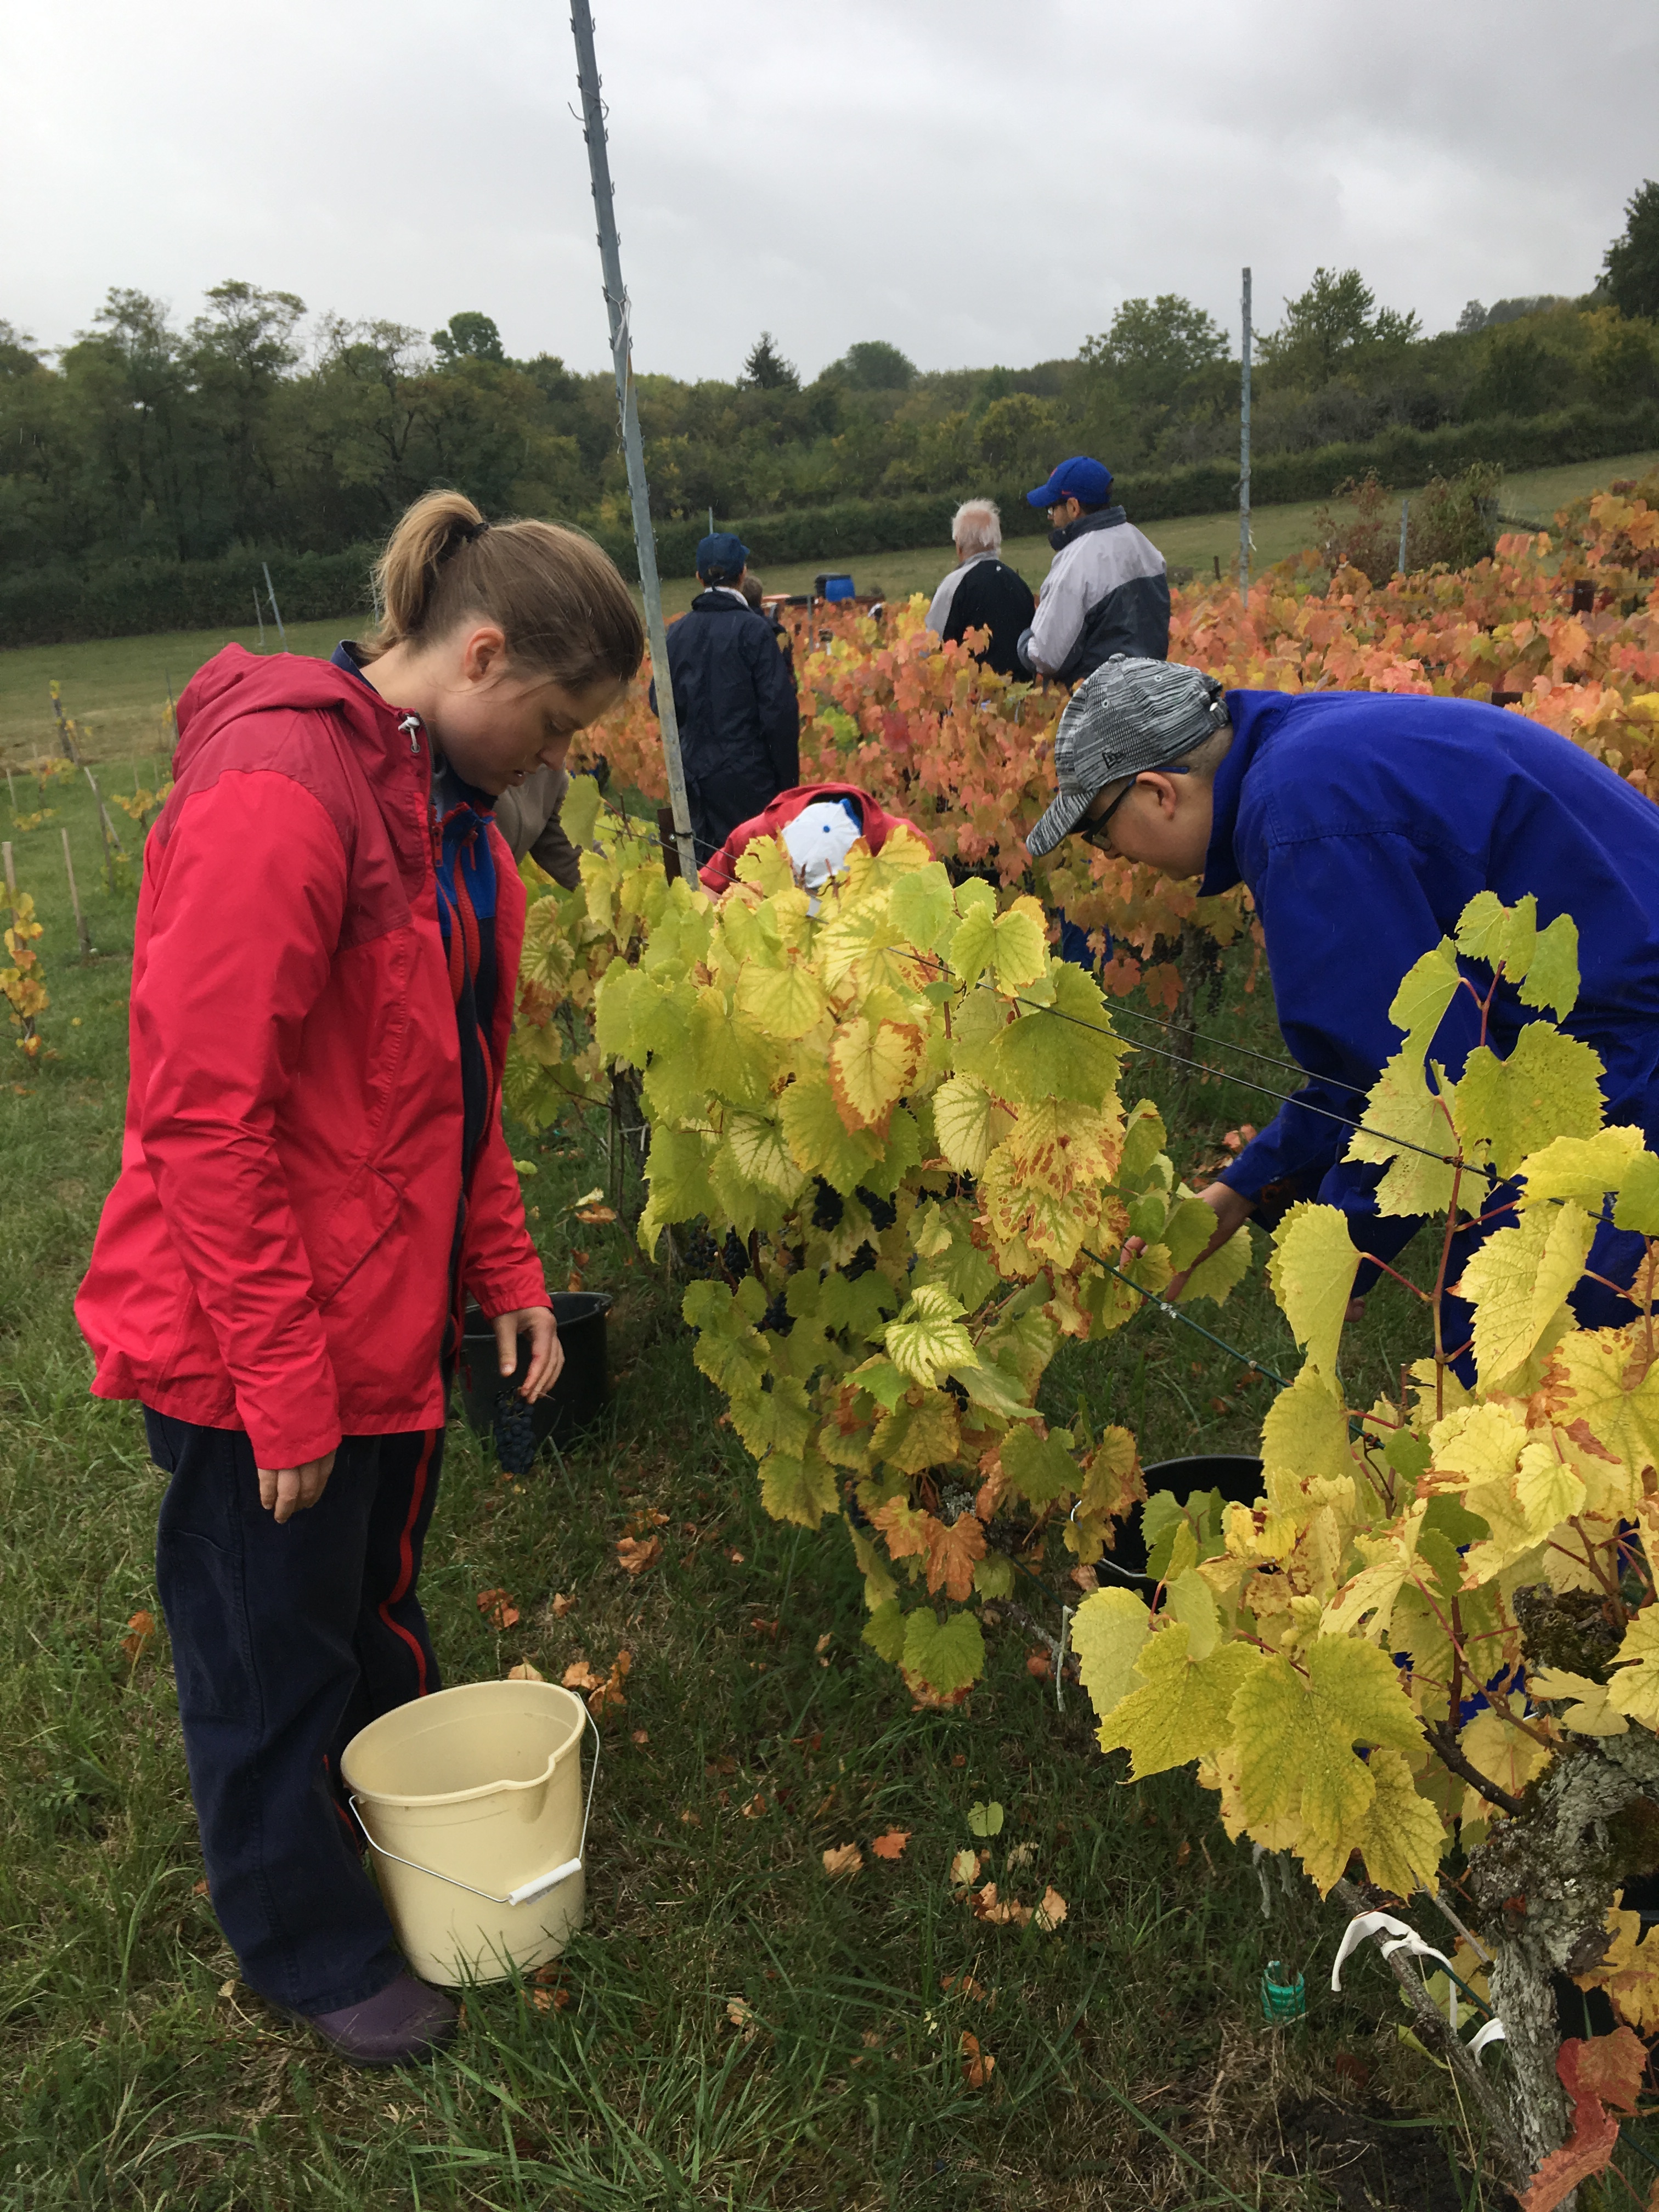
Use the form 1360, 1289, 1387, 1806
378, 1429, 437, 1695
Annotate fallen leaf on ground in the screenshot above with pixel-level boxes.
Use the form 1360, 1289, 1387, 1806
477, 1588, 520, 1630
218, 1980, 236, 1999
617, 1534, 663, 1576
630, 1728, 650, 1746
121, 1610, 157, 1664
587, 1650, 632, 1716
725, 1996, 754, 2030
1035, 1885, 1069, 1933
740, 1793, 767, 1819
942, 1973, 990, 2002
550, 1593, 576, 1617
960, 2032, 996, 2089
506, 1660, 544, 1682
815, 1632, 833, 1656
193, 1878, 209, 1897
823, 1842, 864, 1879
871, 1829, 911, 1860
972, 1882, 1032, 1928
562, 1660, 603, 1691
967, 1801, 1005, 1838
575, 1205, 617, 1224
1025, 1651, 1052, 1681
1006, 1841, 1037, 1870
680, 1809, 702, 1826
727, 1549, 746, 1564
1069, 1565, 1098, 1593
950, 1848, 981, 1889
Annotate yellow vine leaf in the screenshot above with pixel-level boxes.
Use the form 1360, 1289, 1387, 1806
1259, 1367, 1351, 1542
932, 1075, 998, 1177
1517, 1126, 1646, 1208
1530, 1665, 1628, 1736
1345, 1051, 1459, 1219
1180, 1224, 1252, 1307
724, 1113, 811, 1200
989, 962, 1122, 1107
1232, 1639, 1421, 1887
1165, 1568, 1221, 1660
884, 1285, 978, 1386
1456, 889, 1536, 980
758, 1447, 840, 1529
828, 1016, 924, 1135
1071, 1587, 1152, 1727
1457, 1700, 1554, 1822
1613, 1150, 1659, 1237
1386, 938, 1460, 1066
1339, 1745, 1446, 1899
1606, 1611, 1659, 1729
1321, 1503, 1426, 1641
1517, 911, 1581, 1019
1268, 1204, 1360, 1378
1576, 1909, 1659, 2033
1095, 1623, 1263, 1779
901, 1608, 984, 1697
949, 896, 1048, 994
1453, 1025, 1606, 1180
737, 956, 828, 1041
1459, 1200, 1595, 1384
1548, 1330, 1659, 1482
778, 1075, 884, 1193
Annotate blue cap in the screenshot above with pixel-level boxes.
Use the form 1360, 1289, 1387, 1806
696, 531, 750, 581
1026, 456, 1114, 510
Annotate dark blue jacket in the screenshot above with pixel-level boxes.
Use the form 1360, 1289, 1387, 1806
651, 592, 800, 840
1207, 690, 1659, 1290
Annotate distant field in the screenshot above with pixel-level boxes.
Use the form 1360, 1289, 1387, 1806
4, 448, 1653, 766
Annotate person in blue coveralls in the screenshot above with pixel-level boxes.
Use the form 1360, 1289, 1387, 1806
1024, 654, 1659, 1357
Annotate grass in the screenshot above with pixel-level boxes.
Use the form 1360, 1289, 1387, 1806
5, 449, 1654, 771
0, 770, 1558, 2210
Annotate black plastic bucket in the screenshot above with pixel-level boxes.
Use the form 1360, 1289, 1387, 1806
456, 1291, 613, 1458
1093, 1453, 1265, 1589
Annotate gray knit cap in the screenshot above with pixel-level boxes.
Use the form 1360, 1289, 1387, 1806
1025, 657, 1229, 859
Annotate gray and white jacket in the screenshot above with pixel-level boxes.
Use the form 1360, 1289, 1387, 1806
1018, 507, 1170, 683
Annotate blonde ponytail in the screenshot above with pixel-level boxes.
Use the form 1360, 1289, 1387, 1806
365, 489, 645, 692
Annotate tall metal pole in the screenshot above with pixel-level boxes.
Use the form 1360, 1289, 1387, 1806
1239, 267, 1252, 599
569, 0, 698, 881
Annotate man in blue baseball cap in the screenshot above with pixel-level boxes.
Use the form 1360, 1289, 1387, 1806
650, 531, 800, 859
1017, 456, 1170, 685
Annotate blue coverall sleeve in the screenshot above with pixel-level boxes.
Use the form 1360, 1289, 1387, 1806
1217, 832, 1484, 1258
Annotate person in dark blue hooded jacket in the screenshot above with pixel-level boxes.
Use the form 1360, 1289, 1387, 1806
651, 532, 800, 859
1024, 656, 1659, 1358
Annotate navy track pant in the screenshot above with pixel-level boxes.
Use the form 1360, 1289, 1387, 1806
145, 1409, 444, 2016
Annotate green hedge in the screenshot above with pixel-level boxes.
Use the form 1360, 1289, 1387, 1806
7, 403, 1658, 647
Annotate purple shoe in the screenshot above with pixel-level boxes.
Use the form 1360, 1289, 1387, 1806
303, 1972, 459, 2066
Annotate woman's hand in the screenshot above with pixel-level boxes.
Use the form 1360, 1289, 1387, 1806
1122, 1180, 1257, 1300
495, 1306, 563, 1402
258, 1451, 337, 1525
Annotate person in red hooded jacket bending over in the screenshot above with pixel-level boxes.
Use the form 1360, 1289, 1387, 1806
76, 493, 644, 2066
698, 782, 932, 896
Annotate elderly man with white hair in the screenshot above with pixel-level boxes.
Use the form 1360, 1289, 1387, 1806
924, 499, 1036, 677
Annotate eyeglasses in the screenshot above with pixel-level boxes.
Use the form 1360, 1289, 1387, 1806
1079, 764, 1189, 854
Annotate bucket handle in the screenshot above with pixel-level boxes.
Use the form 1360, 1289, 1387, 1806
349, 1702, 601, 1910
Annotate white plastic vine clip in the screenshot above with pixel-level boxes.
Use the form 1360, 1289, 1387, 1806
1468, 2018, 1507, 2057
1331, 1910, 1458, 1992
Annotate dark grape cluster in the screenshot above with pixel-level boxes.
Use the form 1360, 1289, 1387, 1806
680, 1224, 720, 1278
811, 1178, 845, 1231
722, 1230, 751, 1282
844, 1242, 878, 1280
493, 1386, 540, 1476
760, 1292, 794, 1336
944, 1375, 970, 1411
855, 1186, 898, 1232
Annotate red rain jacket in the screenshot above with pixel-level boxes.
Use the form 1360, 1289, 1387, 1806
76, 646, 547, 1468
697, 782, 932, 894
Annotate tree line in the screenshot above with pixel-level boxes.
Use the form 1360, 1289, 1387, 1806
2, 182, 1656, 582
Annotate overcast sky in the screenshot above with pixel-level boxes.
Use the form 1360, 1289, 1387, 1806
5, 1, 1653, 381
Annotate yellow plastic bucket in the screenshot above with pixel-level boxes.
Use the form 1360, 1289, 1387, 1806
341, 1679, 596, 1987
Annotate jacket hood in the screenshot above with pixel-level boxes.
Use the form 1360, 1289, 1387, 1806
1049, 505, 1127, 553
174, 644, 405, 780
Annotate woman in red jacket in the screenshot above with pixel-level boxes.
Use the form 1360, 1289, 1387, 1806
77, 491, 643, 2064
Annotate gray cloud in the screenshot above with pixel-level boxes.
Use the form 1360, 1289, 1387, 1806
3, 0, 1651, 377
